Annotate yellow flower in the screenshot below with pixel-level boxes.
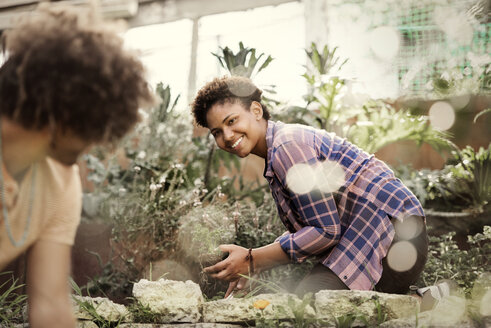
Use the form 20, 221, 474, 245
253, 299, 270, 310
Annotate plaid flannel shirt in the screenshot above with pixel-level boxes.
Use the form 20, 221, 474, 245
264, 121, 425, 290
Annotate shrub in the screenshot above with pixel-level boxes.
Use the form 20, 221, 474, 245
417, 226, 491, 295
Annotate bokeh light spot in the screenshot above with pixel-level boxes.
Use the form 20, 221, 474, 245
431, 295, 466, 326
316, 161, 346, 193
393, 215, 424, 240
449, 94, 471, 109
480, 290, 491, 316
286, 163, 316, 194
369, 26, 400, 60
429, 101, 455, 131
226, 74, 256, 97
386, 241, 417, 272
434, 7, 473, 46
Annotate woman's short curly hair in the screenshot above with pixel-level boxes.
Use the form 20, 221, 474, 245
0, 4, 155, 143
191, 76, 270, 128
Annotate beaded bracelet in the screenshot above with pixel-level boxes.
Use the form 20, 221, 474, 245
245, 248, 254, 275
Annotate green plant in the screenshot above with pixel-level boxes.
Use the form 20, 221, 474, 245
177, 202, 237, 267
238, 273, 287, 297
212, 41, 273, 78
347, 100, 457, 153
397, 143, 491, 212
417, 226, 491, 295
446, 144, 491, 211
211, 41, 280, 116
127, 299, 161, 324
82, 83, 238, 299
395, 165, 443, 208
271, 105, 323, 128
301, 43, 456, 155
82, 250, 136, 304
303, 43, 349, 132
252, 293, 320, 328
70, 278, 123, 328
254, 304, 281, 328
287, 293, 317, 328
334, 313, 357, 328
467, 273, 491, 327
372, 297, 388, 326
0, 272, 27, 326
431, 63, 490, 98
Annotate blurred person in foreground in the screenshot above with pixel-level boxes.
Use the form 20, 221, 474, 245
192, 76, 429, 300
0, 4, 154, 327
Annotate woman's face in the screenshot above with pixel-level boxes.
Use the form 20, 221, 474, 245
47, 128, 93, 166
206, 100, 265, 158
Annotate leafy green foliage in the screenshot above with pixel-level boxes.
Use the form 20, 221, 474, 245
70, 278, 123, 328
177, 201, 237, 267
446, 144, 491, 211
127, 299, 162, 324
234, 193, 283, 249
82, 83, 245, 299
271, 105, 322, 127
348, 100, 457, 153
417, 226, 491, 295
397, 143, 491, 212
212, 41, 273, 78
82, 250, 135, 303
304, 43, 348, 76
287, 293, 317, 328
303, 43, 349, 132
334, 313, 357, 328
0, 272, 27, 325
301, 43, 455, 155
431, 65, 489, 98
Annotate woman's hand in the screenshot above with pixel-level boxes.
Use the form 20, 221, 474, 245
203, 244, 251, 281
224, 276, 250, 298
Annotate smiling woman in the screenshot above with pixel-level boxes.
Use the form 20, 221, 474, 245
206, 101, 268, 158
191, 76, 429, 299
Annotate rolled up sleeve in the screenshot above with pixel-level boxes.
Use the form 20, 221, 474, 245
272, 142, 341, 263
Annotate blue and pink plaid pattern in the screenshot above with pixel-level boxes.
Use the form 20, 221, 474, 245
264, 121, 425, 290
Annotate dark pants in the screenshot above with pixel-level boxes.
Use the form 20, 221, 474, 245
295, 215, 428, 296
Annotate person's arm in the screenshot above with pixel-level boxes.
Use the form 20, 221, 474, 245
203, 242, 290, 297
204, 242, 290, 281
272, 142, 342, 263
26, 240, 76, 328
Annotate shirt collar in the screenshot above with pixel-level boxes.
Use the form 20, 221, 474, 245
263, 120, 277, 178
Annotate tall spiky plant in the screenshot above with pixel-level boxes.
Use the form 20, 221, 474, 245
212, 42, 273, 78
303, 43, 349, 131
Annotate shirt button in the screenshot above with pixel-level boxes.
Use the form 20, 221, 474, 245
343, 276, 347, 280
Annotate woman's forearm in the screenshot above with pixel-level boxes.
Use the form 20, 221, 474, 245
252, 242, 291, 272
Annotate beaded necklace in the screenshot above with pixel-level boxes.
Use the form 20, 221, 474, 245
0, 117, 37, 247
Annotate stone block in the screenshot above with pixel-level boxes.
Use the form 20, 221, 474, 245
132, 278, 203, 323
315, 290, 418, 326
202, 293, 315, 324
72, 295, 131, 322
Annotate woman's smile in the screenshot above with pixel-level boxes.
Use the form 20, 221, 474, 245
231, 136, 244, 149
